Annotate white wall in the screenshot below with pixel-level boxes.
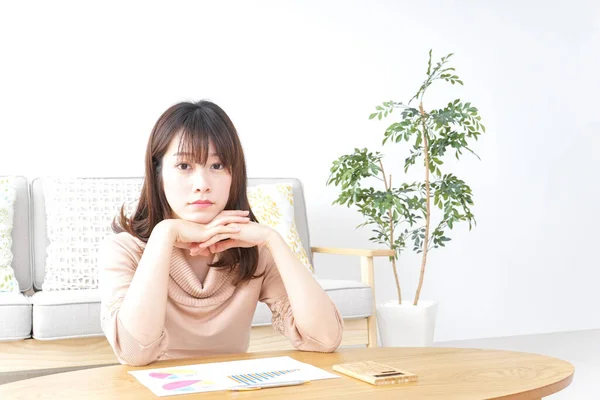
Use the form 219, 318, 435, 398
1, 0, 599, 341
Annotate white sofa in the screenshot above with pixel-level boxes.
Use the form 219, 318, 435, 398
1, 176, 391, 370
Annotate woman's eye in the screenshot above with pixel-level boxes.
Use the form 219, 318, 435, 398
177, 163, 191, 170
212, 163, 225, 170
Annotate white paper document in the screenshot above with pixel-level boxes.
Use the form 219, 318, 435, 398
128, 356, 340, 396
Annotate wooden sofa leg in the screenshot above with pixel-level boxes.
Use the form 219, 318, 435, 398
360, 256, 378, 348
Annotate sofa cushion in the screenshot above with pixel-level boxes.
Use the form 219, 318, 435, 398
248, 184, 313, 272
0, 176, 20, 292
40, 178, 144, 291
31, 279, 372, 340
0, 292, 32, 340
247, 179, 313, 266
31, 289, 102, 340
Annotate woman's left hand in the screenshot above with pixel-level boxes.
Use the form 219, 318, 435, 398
190, 222, 276, 255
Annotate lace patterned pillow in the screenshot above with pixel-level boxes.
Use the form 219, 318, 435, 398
0, 176, 20, 292
247, 184, 313, 273
42, 178, 144, 291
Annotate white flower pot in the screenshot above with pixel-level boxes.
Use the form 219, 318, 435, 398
376, 300, 438, 347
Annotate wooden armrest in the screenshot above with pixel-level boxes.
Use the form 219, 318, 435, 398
311, 247, 395, 257
312, 246, 386, 348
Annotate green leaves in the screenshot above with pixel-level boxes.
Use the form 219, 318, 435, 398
426, 49, 432, 75
351, 186, 425, 259
426, 100, 485, 161
327, 49, 484, 263
429, 228, 452, 250
411, 51, 457, 103
326, 149, 426, 259
431, 174, 476, 233
327, 148, 383, 192
440, 72, 463, 85
369, 100, 404, 121
382, 109, 420, 145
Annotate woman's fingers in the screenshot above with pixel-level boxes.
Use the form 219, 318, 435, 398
174, 214, 247, 253
193, 225, 240, 248
198, 234, 229, 248
208, 216, 249, 228
211, 224, 240, 236
209, 239, 236, 253
198, 232, 238, 249
217, 210, 250, 217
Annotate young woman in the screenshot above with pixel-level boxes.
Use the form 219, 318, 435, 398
99, 100, 343, 366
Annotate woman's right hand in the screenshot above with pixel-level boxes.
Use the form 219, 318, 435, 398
159, 210, 251, 256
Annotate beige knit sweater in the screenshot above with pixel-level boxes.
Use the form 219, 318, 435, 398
98, 232, 343, 366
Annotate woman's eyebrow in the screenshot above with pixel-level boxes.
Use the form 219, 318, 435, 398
172, 152, 218, 157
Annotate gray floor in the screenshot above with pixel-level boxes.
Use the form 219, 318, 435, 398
0, 363, 116, 385
435, 329, 600, 399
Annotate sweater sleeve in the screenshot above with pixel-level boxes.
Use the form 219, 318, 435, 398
258, 250, 344, 352
98, 233, 169, 366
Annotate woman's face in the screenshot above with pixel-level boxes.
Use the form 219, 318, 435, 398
161, 136, 232, 224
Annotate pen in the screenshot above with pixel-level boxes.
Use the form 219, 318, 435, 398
228, 380, 309, 391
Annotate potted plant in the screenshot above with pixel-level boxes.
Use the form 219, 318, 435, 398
327, 50, 486, 346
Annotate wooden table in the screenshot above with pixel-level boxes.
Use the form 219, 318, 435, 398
0, 347, 574, 399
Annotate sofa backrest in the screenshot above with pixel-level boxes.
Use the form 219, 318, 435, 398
31, 177, 312, 290
10, 176, 33, 292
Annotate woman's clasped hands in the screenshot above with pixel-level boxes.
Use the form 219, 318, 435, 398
165, 210, 275, 257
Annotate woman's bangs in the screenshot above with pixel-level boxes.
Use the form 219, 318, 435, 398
176, 128, 210, 165
176, 126, 234, 169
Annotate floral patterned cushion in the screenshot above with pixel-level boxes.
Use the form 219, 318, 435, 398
247, 184, 313, 273
0, 176, 20, 292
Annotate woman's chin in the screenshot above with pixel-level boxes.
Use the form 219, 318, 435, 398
183, 213, 215, 224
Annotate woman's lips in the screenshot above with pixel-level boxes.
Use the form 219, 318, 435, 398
190, 200, 213, 208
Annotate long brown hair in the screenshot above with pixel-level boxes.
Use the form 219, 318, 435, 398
113, 100, 260, 284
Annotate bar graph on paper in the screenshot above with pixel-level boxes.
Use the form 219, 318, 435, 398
228, 369, 299, 385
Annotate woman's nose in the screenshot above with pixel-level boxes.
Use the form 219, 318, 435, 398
192, 170, 211, 192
